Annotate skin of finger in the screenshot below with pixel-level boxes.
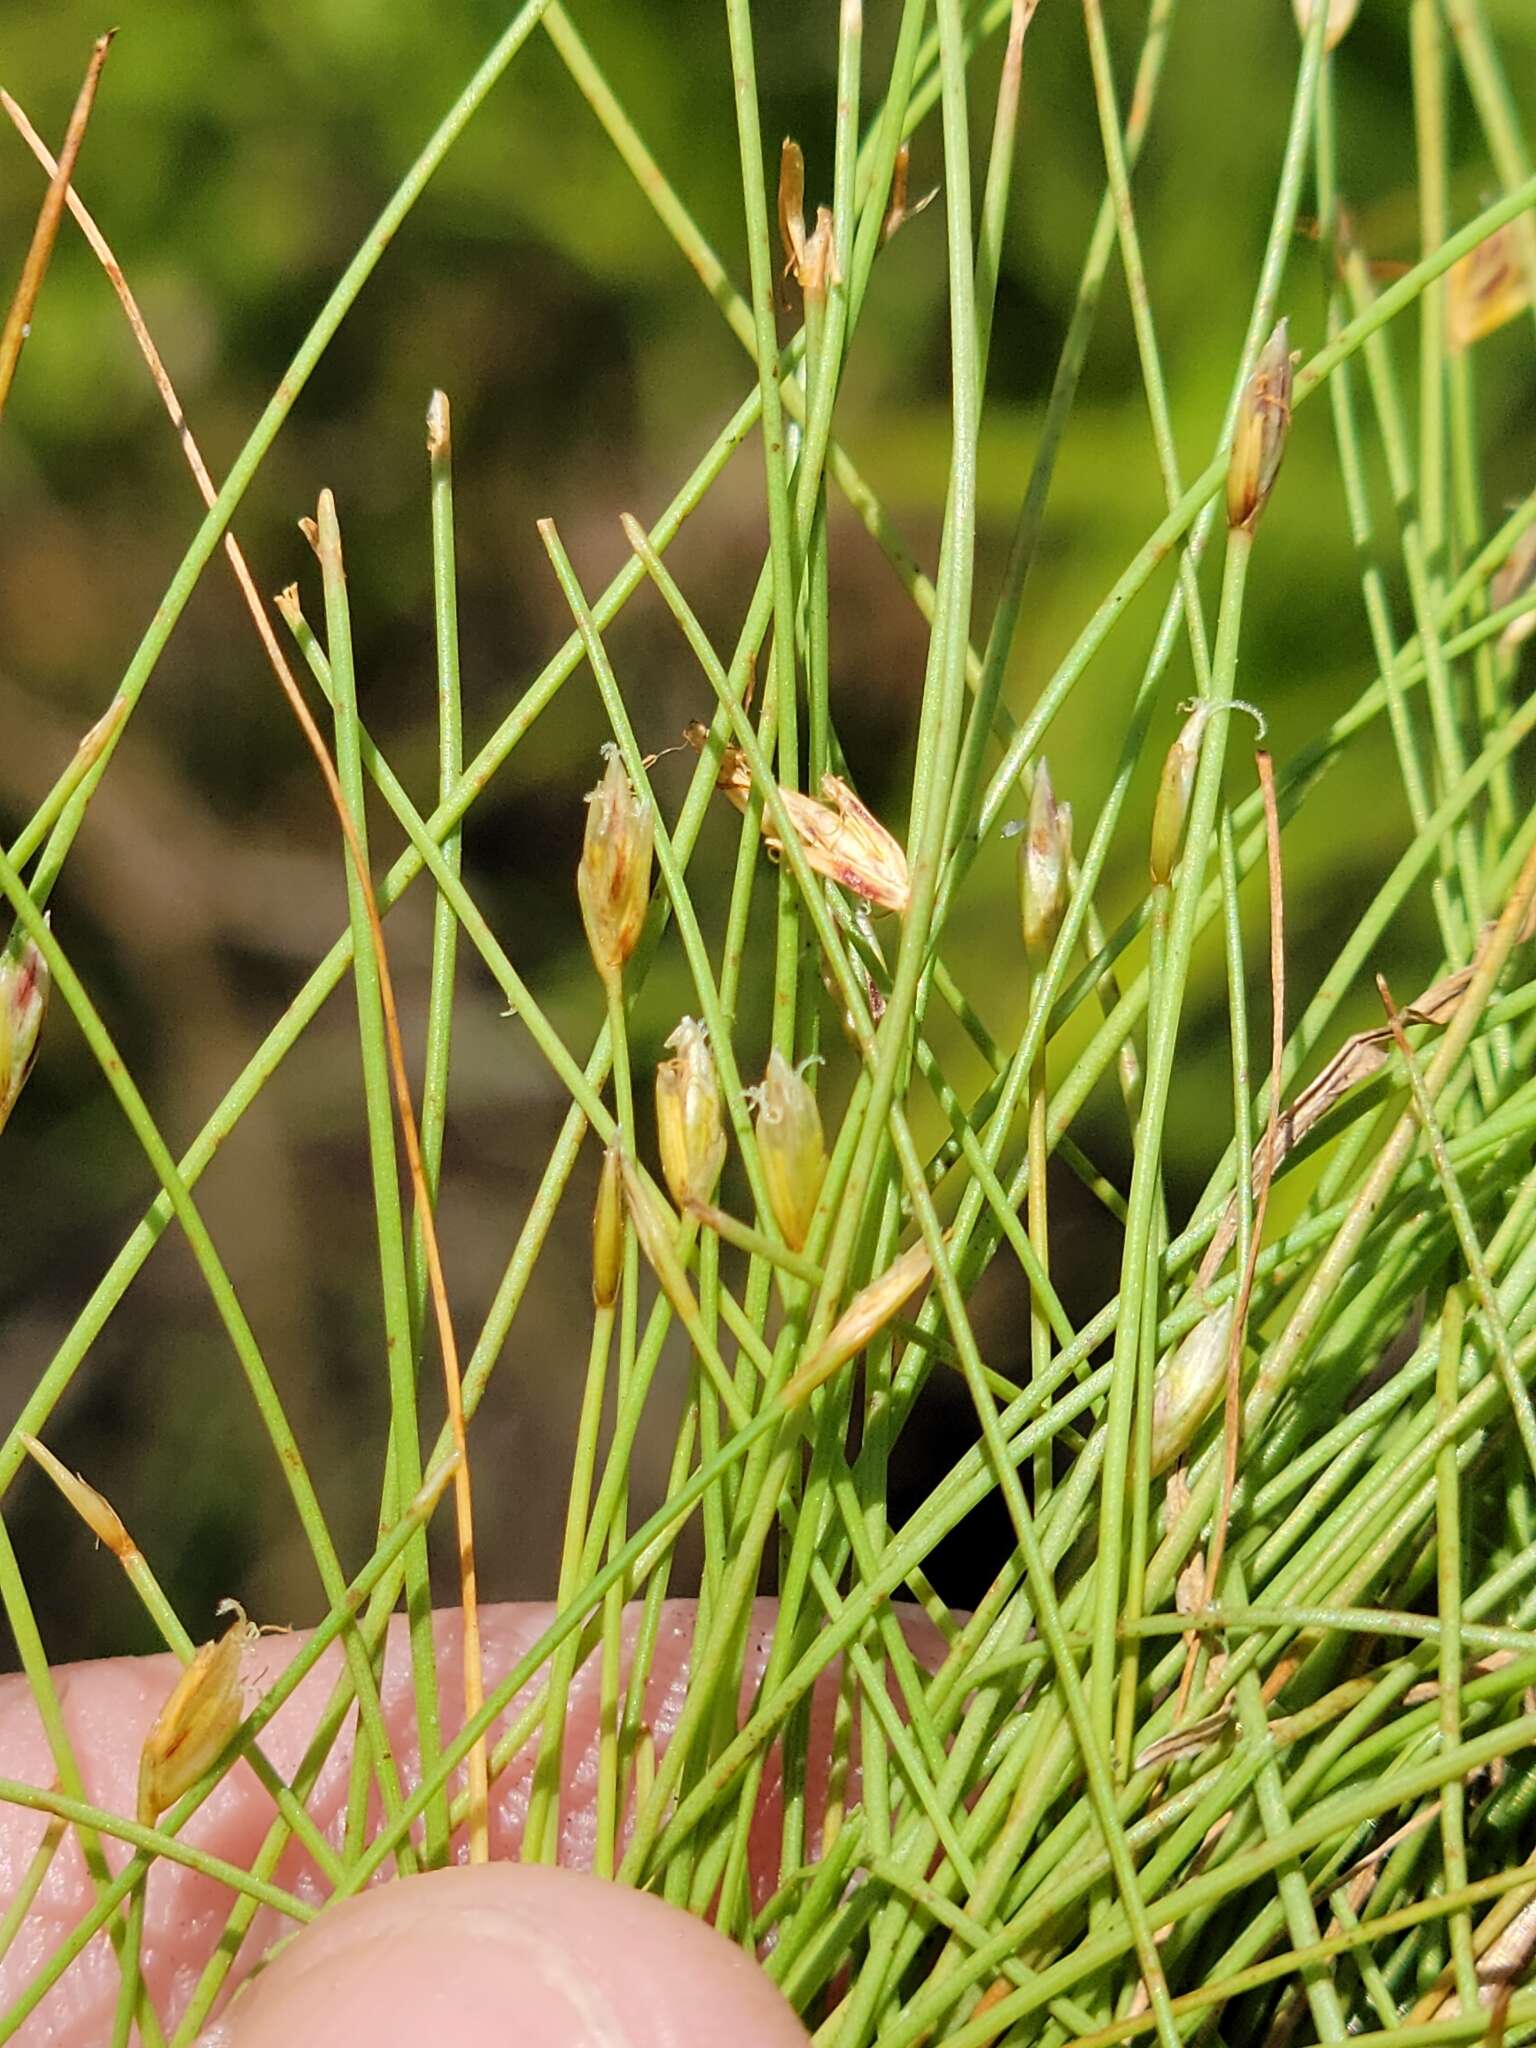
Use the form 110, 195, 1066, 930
195, 1861, 809, 2047
0, 1599, 945, 2043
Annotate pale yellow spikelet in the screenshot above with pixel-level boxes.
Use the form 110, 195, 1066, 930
753, 1050, 827, 1251
783, 1239, 936, 1407
18, 1432, 133, 1560
655, 1018, 727, 1211
137, 1600, 258, 1825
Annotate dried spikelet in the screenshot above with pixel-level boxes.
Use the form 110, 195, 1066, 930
778, 138, 807, 283
1227, 319, 1294, 531
1292, 0, 1361, 51
683, 727, 908, 913
577, 747, 653, 983
777, 139, 841, 298
655, 1017, 727, 1211
783, 1240, 935, 1407
0, 934, 49, 1138
593, 1144, 623, 1308
1448, 224, 1533, 353
797, 207, 841, 298
1134, 1709, 1233, 1773
881, 143, 938, 247
137, 1600, 258, 1825
1150, 1302, 1236, 1473
752, 1050, 827, 1251
18, 1432, 133, 1559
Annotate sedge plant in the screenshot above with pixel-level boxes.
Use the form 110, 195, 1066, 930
1, 0, 1536, 2043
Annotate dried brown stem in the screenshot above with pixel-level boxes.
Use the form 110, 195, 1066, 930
0, 32, 112, 424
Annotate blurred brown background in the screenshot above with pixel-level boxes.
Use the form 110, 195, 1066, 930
0, 0, 1532, 1661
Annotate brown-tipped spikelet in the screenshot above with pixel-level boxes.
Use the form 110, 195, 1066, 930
1149, 705, 1210, 884
754, 1050, 827, 1251
1227, 320, 1294, 531
783, 1240, 935, 1407
19, 1432, 133, 1559
593, 1144, 623, 1308
578, 747, 653, 983
0, 935, 49, 1138
137, 1600, 258, 1825
1019, 762, 1072, 967
1150, 1302, 1235, 1474
656, 1018, 726, 1211
1292, 0, 1360, 50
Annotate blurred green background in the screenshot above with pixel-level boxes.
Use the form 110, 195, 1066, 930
0, 0, 1532, 1662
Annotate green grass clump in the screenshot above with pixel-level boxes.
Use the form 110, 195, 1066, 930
3, 0, 1536, 2043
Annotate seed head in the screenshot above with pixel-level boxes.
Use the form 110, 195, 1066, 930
578, 747, 653, 984
593, 1144, 623, 1308
656, 1017, 726, 1211
1227, 319, 1294, 531
1019, 761, 1073, 966
753, 1050, 827, 1251
1150, 1302, 1235, 1474
137, 1600, 259, 1825
1292, 0, 1360, 50
0, 934, 50, 1139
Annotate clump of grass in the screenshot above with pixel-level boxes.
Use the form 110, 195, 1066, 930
2, 1, 1536, 2044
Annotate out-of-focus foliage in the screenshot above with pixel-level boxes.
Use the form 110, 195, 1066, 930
0, 1, 1531, 1657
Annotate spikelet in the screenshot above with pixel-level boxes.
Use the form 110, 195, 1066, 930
18, 1433, 133, 1560
1291, 0, 1361, 51
783, 1240, 935, 1407
1149, 706, 1210, 884
1227, 320, 1295, 531
1492, 523, 1536, 656
137, 1600, 258, 1825
778, 139, 807, 282
656, 1018, 727, 1211
1447, 225, 1532, 354
881, 143, 938, 247
685, 727, 909, 914
0, 935, 49, 1138
1019, 761, 1072, 966
593, 1144, 623, 1308
577, 748, 653, 982
1150, 1303, 1235, 1474
753, 1050, 827, 1251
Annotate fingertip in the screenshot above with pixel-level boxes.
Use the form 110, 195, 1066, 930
203, 1864, 808, 2047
